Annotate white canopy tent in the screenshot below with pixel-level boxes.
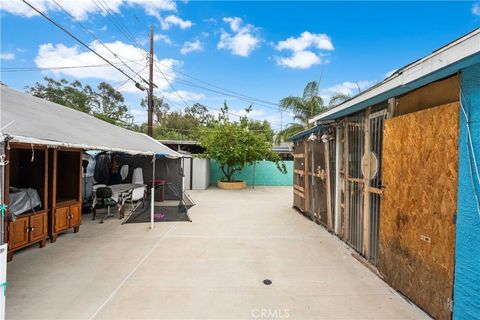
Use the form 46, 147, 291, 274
0, 84, 183, 230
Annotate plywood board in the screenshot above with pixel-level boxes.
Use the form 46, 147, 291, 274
378, 102, 459, 320
396, 75, 459, 116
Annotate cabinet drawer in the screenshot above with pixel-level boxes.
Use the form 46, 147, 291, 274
54, 206, 70, 233
29, 212, 48, 242
69, 204, 81, 227
8, 216, 29, 250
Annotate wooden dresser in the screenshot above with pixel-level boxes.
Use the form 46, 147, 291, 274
4, 144, 49, 261
48, 149, 82, 242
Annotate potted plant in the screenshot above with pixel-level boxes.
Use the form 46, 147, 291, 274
199, 103, 286, 189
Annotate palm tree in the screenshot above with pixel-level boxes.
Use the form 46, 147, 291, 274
275, 81, 325, 143
328, 91, 351, 107
275, 82, 352, 143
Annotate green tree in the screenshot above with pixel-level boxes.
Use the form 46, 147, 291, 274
199, 102, 286, 182
27, 77, 133, 127
140, 95, 170, 123
276, 81, 353, 143
328, 92, 351, 107
90, 82, 130, 126
185, 103, 214, 125
26, 76, 93, 113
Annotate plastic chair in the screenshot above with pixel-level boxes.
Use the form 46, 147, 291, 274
93, 187, 117, 223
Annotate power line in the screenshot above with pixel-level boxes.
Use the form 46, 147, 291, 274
115, 65, 148, 91
21, 0, 143, 90
51, 0, 147, 85
154, 60, 281, 109
87, 0, 282, 113
90, 0, 149, 60
0, 59, 144, 72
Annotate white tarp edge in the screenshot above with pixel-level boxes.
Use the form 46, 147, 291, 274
5, 134, 182, 158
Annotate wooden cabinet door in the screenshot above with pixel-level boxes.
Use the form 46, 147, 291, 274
54, 206, 70, 233
69, 204, 81, 227
8, 217, 29, 250
29, 212, 48, 242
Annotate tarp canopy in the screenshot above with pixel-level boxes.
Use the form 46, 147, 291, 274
0, 85, 181, 158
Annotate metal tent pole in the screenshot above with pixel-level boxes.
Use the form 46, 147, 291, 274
151, 154, 156, 229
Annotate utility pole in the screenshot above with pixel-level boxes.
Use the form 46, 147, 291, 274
147, 25, 154, 137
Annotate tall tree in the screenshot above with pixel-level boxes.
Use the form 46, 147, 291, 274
276, 81, 325, 143
26, 76, 93, 113
185, 103, 214, 125
27, 77, 133, 128
276, 81, 354, 143
90, 82, 130, 126
140, 94, 170, 123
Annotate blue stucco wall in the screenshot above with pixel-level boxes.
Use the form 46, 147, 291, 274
210, 159, 293, 186
454, 63, 480, 319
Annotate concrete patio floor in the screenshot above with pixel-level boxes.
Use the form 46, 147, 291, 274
6, 187, 429, 319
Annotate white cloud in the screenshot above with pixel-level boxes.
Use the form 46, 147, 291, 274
99, 25, 107, 31
34, 40, 180, 93
162, 90, 205, 102
153, 34, 172, 45
276, 51, 320, 69
223, 17, 242, 32
275, 31, 333, 69
217, 17, 260, 57
160, 15, 193, 30
0, 0, 176, 21
180, 40, 202, 55
0, 53, 15, 60
276, 31, 333, 52
472, 3, 480, 16
320, 81, 374, 101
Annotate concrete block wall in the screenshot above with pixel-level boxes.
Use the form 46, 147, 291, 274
453, 63, 480, 319
210, 160, 293, 186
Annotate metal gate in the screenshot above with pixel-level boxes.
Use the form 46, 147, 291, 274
367, 109, 387, 263
342, 107, 386, 261
345, 116, 365, 252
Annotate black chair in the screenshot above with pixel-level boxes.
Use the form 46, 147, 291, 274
93, 187, 117, 223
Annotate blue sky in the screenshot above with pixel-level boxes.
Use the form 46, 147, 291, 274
1, 1, 479, 130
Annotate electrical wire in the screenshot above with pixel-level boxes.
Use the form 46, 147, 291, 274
87, 0, 283, 113
21, 0, 143, 90
0, 59, 144, 72
50, 0, 148, 85
90, 0, 149, 60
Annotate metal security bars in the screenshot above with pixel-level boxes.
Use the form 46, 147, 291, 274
368, 109, 387, 263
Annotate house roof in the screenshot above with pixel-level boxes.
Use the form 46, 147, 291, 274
310, 28, 480, 123
0, 85, 182, 158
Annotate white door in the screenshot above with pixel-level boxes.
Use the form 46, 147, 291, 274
0, 244, 7, 320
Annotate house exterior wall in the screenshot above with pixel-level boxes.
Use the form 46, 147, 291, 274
453, 63, 480, 319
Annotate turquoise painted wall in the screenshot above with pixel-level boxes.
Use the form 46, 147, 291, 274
453, 63, 480, 319
210, 159, 293, 186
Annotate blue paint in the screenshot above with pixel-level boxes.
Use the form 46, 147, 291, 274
453, 63, 480, 320
289, 125, 324, 141
210, 159, 293, 186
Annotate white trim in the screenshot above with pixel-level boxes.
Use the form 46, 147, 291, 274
310, 28, 480, 123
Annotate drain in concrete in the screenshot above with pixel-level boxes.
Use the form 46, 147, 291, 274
263, 279, 272, 285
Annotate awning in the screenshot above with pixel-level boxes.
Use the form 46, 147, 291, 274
0, 85, 181, 158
